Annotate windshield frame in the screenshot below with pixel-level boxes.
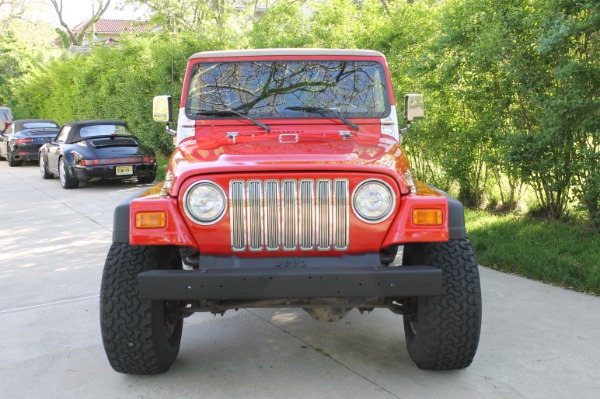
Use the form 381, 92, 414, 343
79, 124, 133, 139
184, 58, 392, 121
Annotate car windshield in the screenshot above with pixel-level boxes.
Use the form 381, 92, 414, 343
80, 124, 131, 138
22, 122, 58, 129
186, 60, 390, 119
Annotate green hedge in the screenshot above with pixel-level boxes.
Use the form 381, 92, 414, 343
5, 0, 599, 226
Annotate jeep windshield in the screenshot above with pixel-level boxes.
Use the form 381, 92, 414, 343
185, 60, 390, 120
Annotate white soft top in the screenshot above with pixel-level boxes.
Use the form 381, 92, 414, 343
189, 48, 385, 60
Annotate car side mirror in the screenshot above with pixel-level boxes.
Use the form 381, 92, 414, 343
153, 95, 173, 123
404, 94, 425, 122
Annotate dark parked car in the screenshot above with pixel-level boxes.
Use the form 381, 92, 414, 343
0, 119, 59, 166
38, 120, 157, 189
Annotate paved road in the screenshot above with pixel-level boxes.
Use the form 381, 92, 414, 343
1, 160, 599, 399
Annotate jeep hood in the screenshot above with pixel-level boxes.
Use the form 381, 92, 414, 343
167, 134, 412, 195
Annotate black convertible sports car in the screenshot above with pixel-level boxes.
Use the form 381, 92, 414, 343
0, 119, 59, 166
38, 120, 157, 189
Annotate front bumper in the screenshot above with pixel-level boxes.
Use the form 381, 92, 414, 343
73, 163, 156, 180
137, 255, 442, 301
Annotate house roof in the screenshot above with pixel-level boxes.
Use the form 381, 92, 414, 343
72, 19, 148, 34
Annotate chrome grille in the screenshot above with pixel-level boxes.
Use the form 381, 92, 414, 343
316, 180, 332, 250
247, 181, 263, 251
281, 180, 298, 250
230, 181, 246, 250
299, 180, 314, 250
334, 179, 350, 250
264, 180, 280, 251
230, 179, 349, 252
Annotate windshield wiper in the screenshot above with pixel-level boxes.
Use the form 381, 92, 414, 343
285, 106, 359, 131
190, 108, 270, 133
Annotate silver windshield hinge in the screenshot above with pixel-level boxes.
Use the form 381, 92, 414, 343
339, 130, 352, 139
227, 132, 239, 143
165, 124, 177, 137
400, 123, 412, 135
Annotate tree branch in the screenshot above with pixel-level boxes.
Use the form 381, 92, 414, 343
50, 0, 112, 47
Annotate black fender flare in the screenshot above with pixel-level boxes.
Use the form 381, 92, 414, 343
112, 193, 138, 243
428, 185, 467, 240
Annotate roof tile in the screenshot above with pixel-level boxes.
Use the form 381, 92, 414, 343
72, 19, 148, 34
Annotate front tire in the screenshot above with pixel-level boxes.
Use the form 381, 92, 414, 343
100, 243, 184, 375
401, 239, 482, 370
39, 155, 53, 179
59, 157, 79, 188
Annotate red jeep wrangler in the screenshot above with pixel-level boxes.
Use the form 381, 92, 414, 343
100, 49, 481, 375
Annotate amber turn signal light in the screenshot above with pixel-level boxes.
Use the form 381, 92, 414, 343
136, 212, 166, 229
412, 209, 443, 226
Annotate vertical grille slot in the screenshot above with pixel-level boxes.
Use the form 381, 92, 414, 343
264, 180, 280, 250
229, 178, 348, 252
334, 180, 349, 250
299, 180, 315, 250
281, 180, 298, 250
247, 181, 263, 251
316, 180, 333, 250
230, 181, 246, 251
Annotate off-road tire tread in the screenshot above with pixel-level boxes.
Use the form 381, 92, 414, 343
100, 243, 182, 375
402, 239, 482, 370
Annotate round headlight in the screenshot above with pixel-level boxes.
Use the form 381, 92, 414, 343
353, 180, 394, 222
184, 181, 226, 224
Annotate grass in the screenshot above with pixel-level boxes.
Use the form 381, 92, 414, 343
465, 210, 600, 295
155, 153, 169, 181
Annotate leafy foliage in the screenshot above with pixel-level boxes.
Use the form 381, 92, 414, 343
10, 31, 221, 154
250, 1, 311, 48
1, 0, 599, 227
0, 32, 36, 106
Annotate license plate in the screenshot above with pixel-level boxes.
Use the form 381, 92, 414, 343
115, 165, 133, 176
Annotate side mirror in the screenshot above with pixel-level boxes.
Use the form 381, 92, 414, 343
404, 94, 425, 122
153, 95, 172, 123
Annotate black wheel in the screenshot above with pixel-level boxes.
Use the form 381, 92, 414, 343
401, 239, 482, 370
100, 243, 184, 375
59, 157, 79, 188
138, 174, 156, 184
39, 155, 53, 179
7, 150, 22, 167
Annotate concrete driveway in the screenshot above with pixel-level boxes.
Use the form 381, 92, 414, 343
1, 160, 599, 399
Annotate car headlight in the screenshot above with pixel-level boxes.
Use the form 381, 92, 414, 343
353, 179, 395, 223
184, 181, 226, 224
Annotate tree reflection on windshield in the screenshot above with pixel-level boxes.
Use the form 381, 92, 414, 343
186, 60, 389, 119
